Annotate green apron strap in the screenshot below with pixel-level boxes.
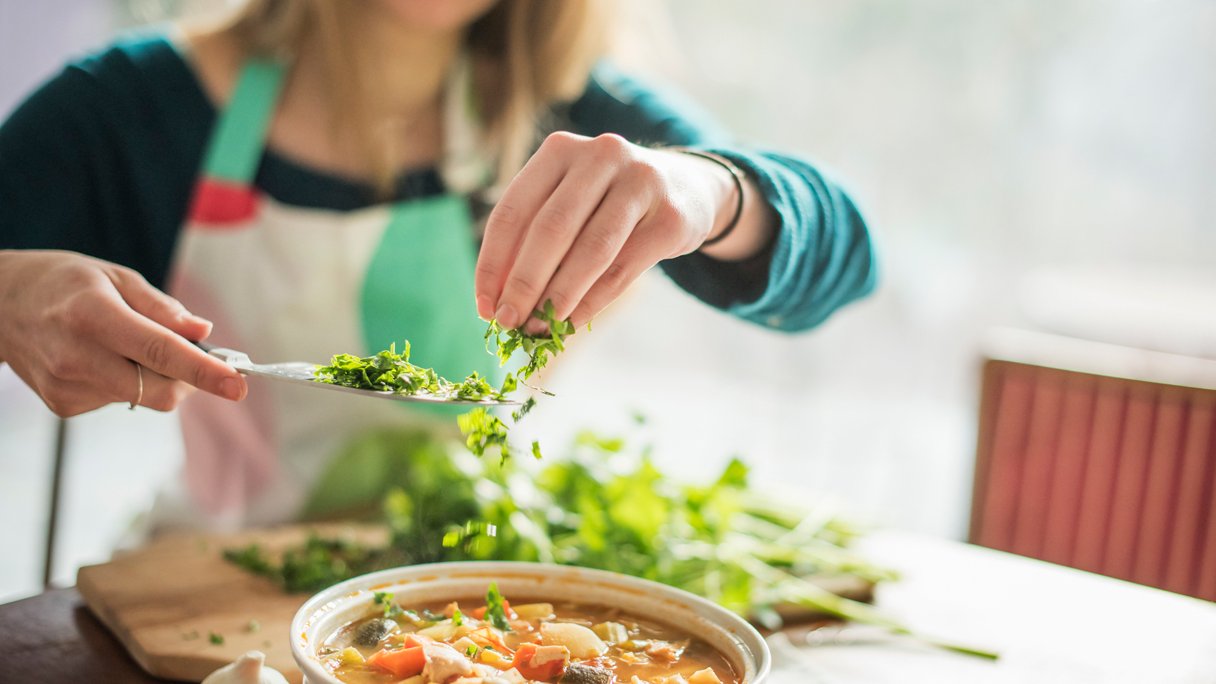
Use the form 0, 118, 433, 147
201, 59, 288, 183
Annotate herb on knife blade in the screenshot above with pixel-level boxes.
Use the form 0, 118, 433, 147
314, 300, 575, 462
314, 342, 508, 402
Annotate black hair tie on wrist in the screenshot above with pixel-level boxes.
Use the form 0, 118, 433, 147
676, 149, 746, 249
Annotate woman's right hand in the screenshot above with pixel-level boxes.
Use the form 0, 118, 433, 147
0, 250, 247, 417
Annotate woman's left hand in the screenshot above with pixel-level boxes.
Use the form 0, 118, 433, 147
475, 132, 771, 333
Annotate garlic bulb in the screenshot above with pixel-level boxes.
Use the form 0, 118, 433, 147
202, 651, 290, 684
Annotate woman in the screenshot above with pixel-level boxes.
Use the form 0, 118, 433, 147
0, 0, 875, 528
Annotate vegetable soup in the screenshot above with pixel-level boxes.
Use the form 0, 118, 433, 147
318, 583, 738, 684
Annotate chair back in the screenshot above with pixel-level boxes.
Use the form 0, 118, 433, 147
971, 329, 1216, 601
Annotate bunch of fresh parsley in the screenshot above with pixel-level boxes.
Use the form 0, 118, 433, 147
226, 426, 994, 659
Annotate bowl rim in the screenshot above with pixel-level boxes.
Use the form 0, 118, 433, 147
290, 560, 772, 684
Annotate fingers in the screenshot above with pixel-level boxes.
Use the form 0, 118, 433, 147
128, 365, 195, 412
492, 157, 618, 330
567, 221, 664, 329
92, 352, 195, 411
108, 267, 213, 341
534, 181, 649, 327
81, 292, 246, 401
478, 132, 692, 333
34, 350, 194, 417
475, 133, 575, 321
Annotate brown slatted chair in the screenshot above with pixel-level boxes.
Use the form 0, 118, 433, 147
970, 328, 1216, 601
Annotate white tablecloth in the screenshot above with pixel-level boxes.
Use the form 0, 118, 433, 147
763, 532, 1216, 683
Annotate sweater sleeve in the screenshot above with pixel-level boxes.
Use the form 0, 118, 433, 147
566, 63, 877, 332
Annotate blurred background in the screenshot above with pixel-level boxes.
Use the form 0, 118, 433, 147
2, 0, 1214, 603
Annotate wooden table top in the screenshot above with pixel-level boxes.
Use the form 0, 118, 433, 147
0, 587, 180, 683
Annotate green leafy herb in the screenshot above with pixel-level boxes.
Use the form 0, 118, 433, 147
224, 536, 384, 595
372, 591, 401, 619
465, 644, 479, 658
314, 343, 505, 402
208, 631, 224, 646
225, 424, 995, 660
316, 300, 576, 463
484, 582, 511, 631
457, 408, 511, 462
511, 397, 537, 423
484, 300, 575, 385
451, 607, 464, 626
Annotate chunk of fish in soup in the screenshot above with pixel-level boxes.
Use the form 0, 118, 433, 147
318, 584, 739, 683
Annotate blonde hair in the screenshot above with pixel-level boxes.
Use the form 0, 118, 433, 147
221, 0, 611, 194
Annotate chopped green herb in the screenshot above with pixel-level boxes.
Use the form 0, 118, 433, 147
372, 591, 397, 618
465, 644, 479, 658
531, 440, 543, 460
314, 343, 506, 402
457, 408, 511, 462
484, 583, 511, 631
484, 300, 575, 384
208, 631, 224, 646
316, 300, 575, 463
452, 607, 464, 626
511, 397, 537, 423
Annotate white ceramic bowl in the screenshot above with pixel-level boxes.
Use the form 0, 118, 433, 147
291, 561, 771, 683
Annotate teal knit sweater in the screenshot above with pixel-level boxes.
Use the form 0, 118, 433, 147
0, 35, 876, 332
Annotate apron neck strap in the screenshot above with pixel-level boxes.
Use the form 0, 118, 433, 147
199, 56, 492, 193
201, 59, 288, 184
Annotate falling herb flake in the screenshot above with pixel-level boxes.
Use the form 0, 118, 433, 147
484, 583, 511, 632
457, 408, 511, 461
511, 397, 537, 423
209, 632, 224, 646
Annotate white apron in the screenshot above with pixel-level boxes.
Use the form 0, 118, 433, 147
153, 56, 498, 531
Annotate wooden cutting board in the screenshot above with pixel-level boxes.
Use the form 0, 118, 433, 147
77, 524, 386, 684
78, 524, 873, 683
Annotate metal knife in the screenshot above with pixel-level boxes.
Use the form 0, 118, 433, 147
200, 343, 520, 406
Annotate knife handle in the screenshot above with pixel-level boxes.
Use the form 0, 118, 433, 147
193, 340, 251, 368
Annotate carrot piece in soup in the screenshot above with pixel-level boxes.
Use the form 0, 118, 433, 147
511, 642, 570, 680
367, 646, 426, 679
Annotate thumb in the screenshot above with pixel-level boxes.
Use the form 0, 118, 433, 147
108, 268, 213, 341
